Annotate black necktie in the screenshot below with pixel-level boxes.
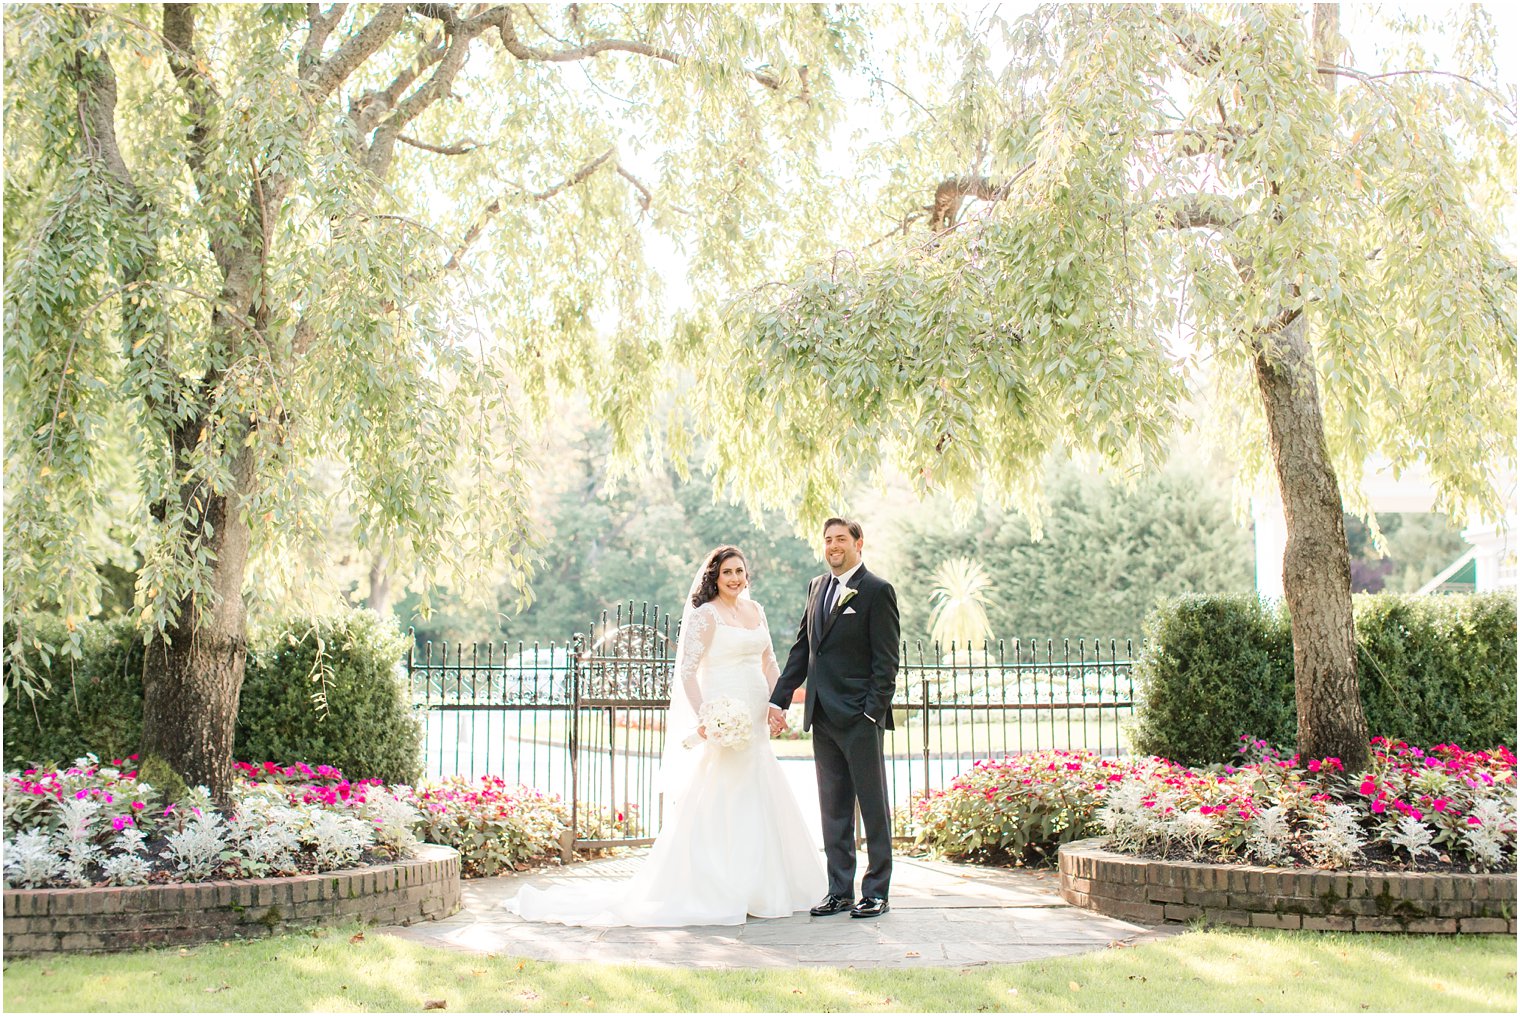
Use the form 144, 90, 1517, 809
821, 576, 839, 619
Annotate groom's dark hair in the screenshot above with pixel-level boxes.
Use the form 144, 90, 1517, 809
823, 517, 862, 540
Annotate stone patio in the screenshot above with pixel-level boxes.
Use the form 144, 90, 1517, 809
380, 849, 1181, 969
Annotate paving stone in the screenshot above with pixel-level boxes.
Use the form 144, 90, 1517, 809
378, 850, 1164, 969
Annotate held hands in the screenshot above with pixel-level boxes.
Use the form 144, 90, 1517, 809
767, 704, 788, 737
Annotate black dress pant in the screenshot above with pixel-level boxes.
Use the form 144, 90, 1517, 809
811, 699, 892, 900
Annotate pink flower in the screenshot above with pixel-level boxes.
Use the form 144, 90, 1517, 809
1358, 778, 1377, 795
131, 801, 145, 811
111, 815, 133, 831
1371, 799, 1386, 814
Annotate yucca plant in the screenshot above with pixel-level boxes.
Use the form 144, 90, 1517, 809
927, 558, 994, 655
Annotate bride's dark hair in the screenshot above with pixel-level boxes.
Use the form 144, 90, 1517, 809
691, 546, 747, 608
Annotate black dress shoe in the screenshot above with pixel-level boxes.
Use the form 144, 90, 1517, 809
850, 897, 890, 919
810, 894, 854, 917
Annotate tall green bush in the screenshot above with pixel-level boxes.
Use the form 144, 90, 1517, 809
236, 610, 421, 784
1354, 593, 1517, 749
4, 610, 420, 783
1129, 595, 1297, 765
2, 616, 144, 767
1132, 592, 1517, 764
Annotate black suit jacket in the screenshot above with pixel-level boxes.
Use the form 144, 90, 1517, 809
770, 565, 900, 730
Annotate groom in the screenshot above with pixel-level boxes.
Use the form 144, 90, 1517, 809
768, 516, 899, 919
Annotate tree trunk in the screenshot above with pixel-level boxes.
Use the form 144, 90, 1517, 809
367, 551, 392, 617
1253, 311, 1369, 771
141, 434, 257, 810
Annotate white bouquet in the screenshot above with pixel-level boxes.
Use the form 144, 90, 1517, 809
682, 697, 753, 750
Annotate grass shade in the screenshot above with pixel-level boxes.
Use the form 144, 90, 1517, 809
2, 922, 1514, 1012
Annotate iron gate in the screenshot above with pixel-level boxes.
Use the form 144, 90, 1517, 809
409, 602, 1138, 856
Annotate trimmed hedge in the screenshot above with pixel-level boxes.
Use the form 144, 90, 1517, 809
1132, 591, 1517, 765
236, 610, 420, 784
2, 616, 146, 767
3, 610, 420, 784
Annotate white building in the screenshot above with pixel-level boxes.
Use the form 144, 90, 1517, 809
1251, 460, 1517, 597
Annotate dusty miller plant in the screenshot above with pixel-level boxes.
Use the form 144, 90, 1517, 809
99, 825, 154, 887
162, 809, 233, 881
1306, 802, 1366, 868
2, 829, 62, 888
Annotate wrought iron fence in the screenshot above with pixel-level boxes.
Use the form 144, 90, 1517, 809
408, 602, 1138, 853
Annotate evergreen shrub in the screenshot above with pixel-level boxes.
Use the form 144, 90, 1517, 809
236, 610, 421, 784
4, 610, 421, 784
1131, 592, 1517, 764
2, 616, 144, 768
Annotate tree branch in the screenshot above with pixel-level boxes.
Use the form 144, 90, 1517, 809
299, 3, 348, 75
301, 3, 406, 104
363, 27, 476, 178
447, 146, 650, 270
487, 5, 789, 94
1159, 193, 1242, 231
68, 27, 175, 420
1317, 64, 1516, 121
615, 164, 653, 212
1158, 3, 1224, 76
161, 6, 218, 206
871, 75, 937, 122
397, 133, 484, 155
350, 32, 447, 140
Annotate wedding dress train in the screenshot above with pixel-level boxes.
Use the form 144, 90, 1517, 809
507, 603, 825, 927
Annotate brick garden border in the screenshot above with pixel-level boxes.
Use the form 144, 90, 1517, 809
3, 843, 461, 956
1059, 838, 1517, 933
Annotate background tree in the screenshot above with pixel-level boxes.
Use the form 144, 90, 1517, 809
4, 3, 863, 803
403, 422, 821, 658
689, 4, 1515, 771
896, 461, 1256, 644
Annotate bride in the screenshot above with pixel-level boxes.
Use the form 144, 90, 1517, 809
507, 545, 826, 926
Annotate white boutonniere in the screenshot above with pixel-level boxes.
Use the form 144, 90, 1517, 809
835, 587, 859, 610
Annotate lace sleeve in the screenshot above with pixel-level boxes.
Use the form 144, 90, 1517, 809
675, 604, 715, 711
756, 602, 781, 694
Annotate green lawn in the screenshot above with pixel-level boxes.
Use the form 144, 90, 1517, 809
4, 923, 1513, 1013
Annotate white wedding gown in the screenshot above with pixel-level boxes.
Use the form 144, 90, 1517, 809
507, 602, 826, 926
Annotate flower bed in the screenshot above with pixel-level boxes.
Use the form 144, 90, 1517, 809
1058, 838, 1516, 934
4, 757, 641, 891
4, 844, 461, 956
4, 757, 420, 889
2, 758, 630, 955
913, 740, 1516, 874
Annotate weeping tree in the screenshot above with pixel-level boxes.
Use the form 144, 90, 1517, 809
689, 4, 1515, 770
3, 3, 863, 804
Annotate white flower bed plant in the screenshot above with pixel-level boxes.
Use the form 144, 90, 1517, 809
3, 757, 421, 889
